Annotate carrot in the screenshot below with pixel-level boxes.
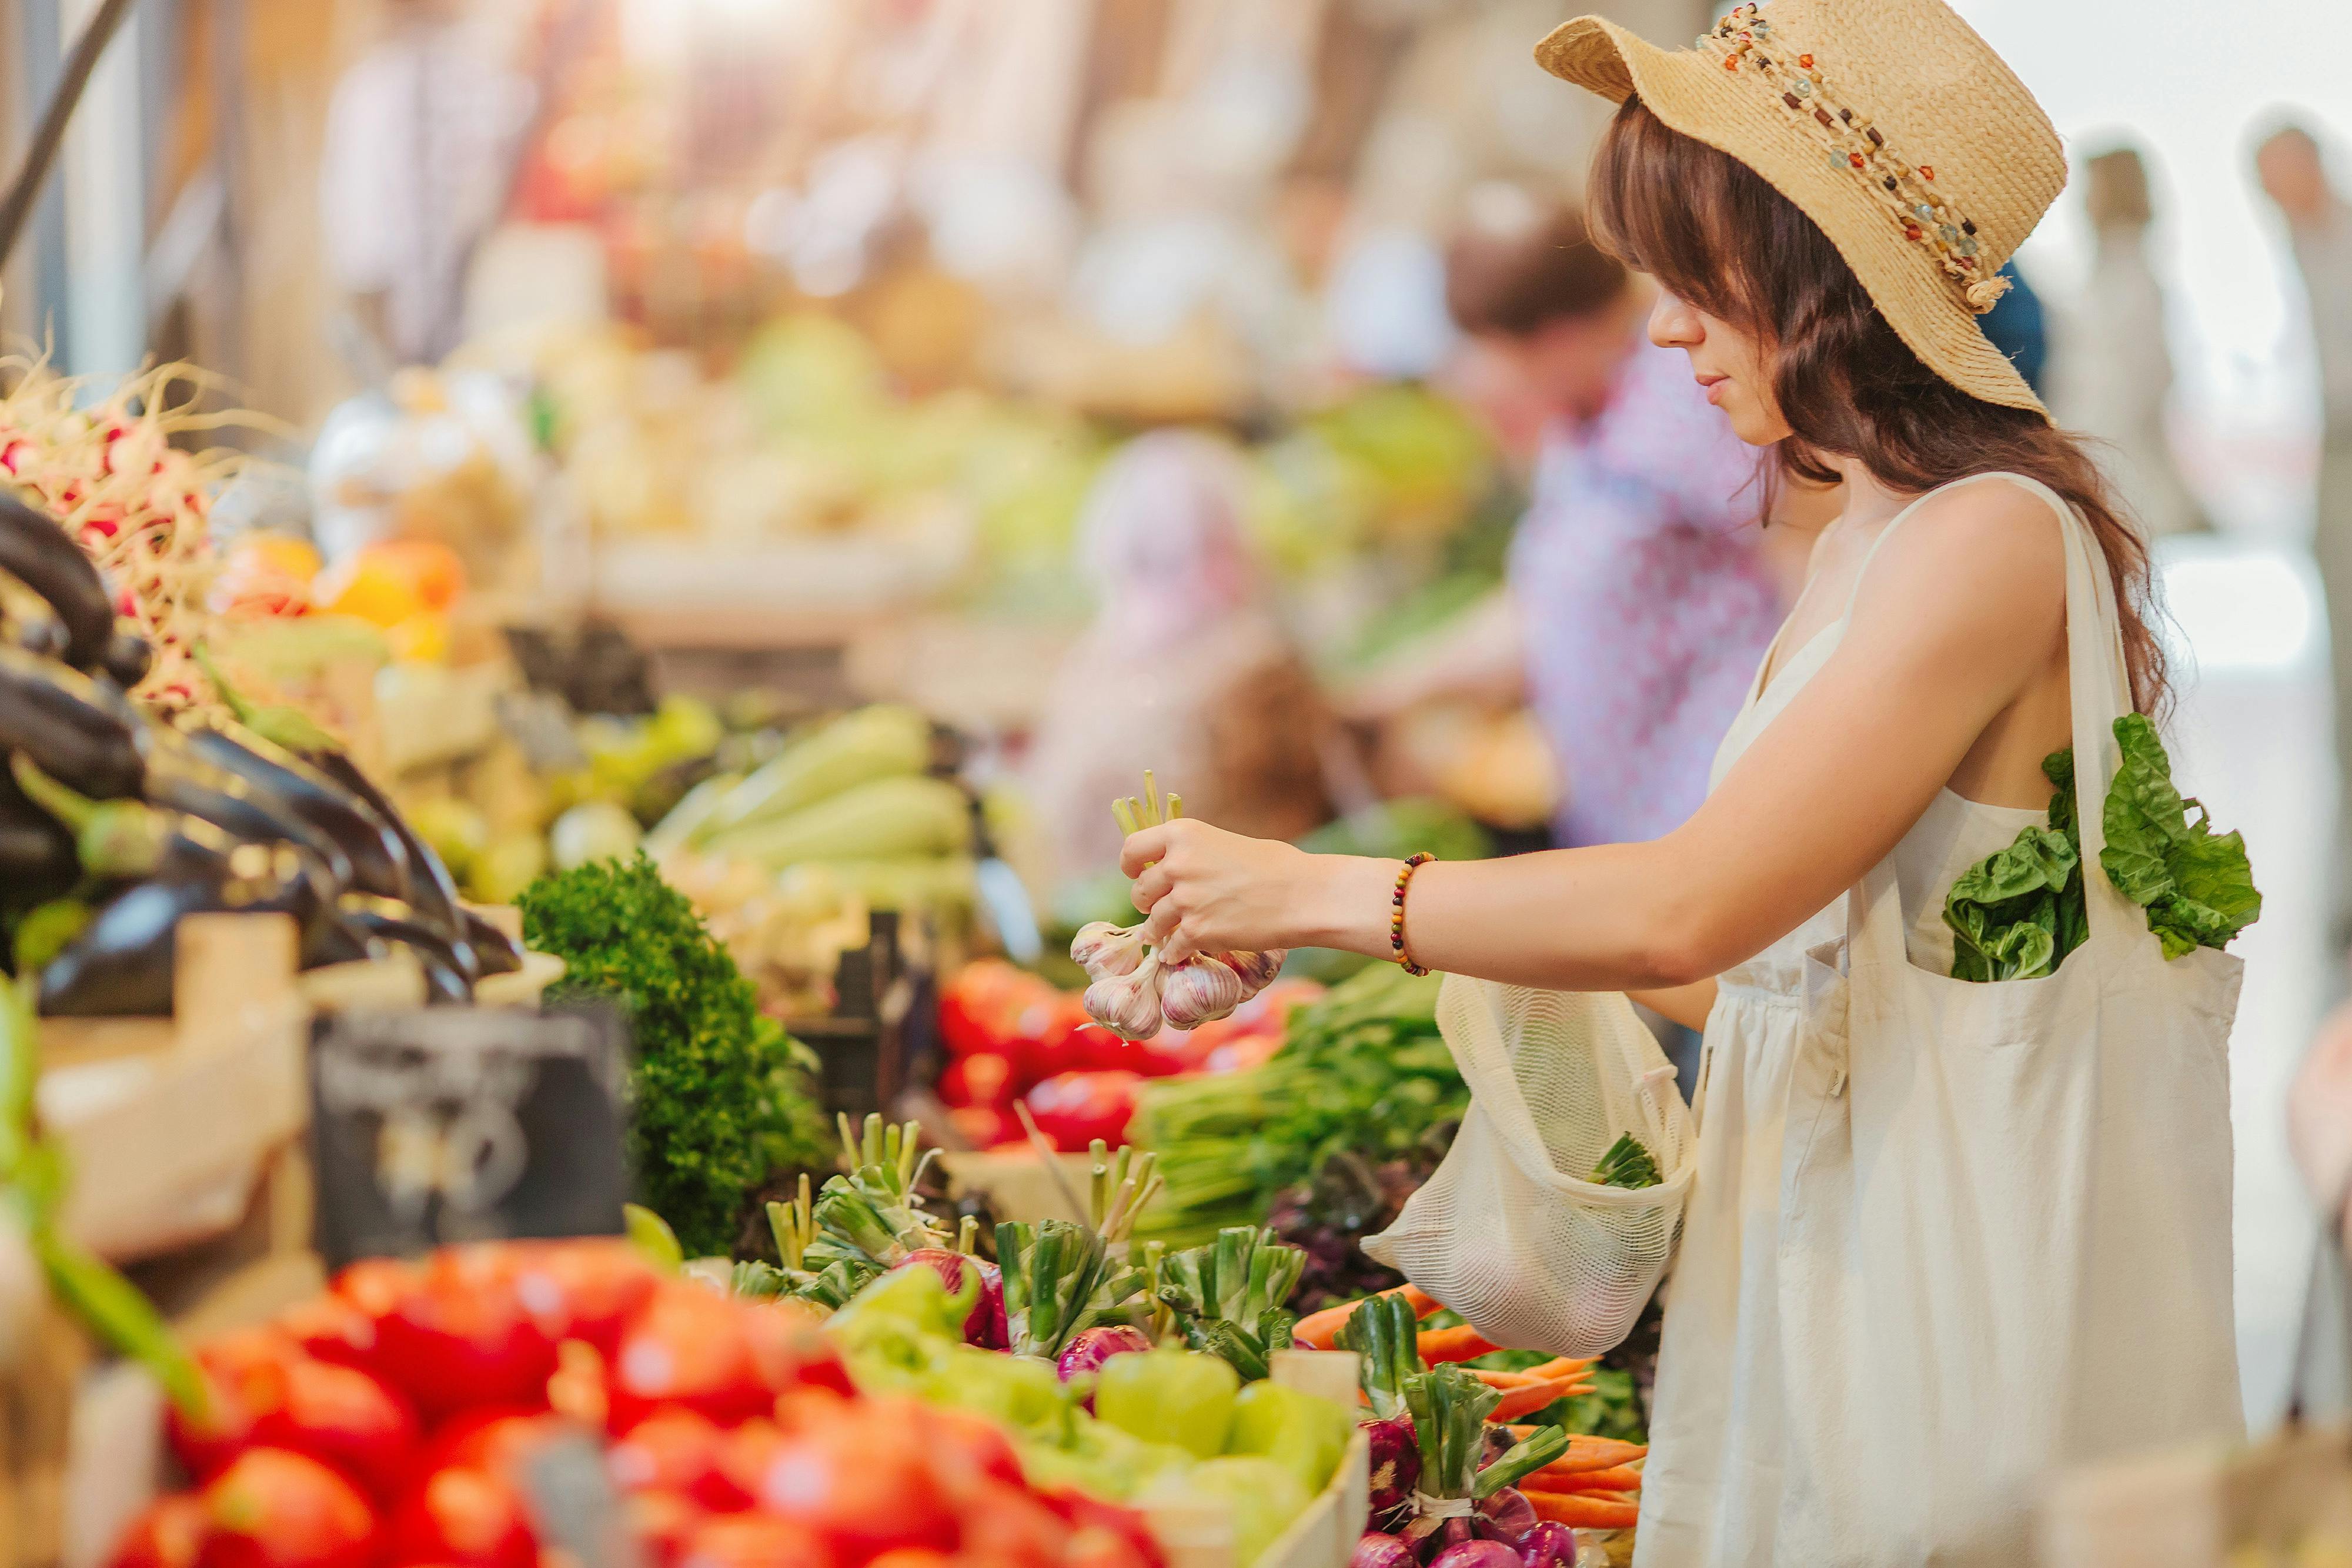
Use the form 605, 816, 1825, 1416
1516, 1434, 1648, 1475
1519, 1356, 1597, 1381
1525, 1491, 1641, 1530
1469, 1368, 1539, 1390
1489, 1377, 1586, 1422
1291, 1283, 1446, 1351
1416, 1325, 1503, 1364
1533, 1462, 1643, 1493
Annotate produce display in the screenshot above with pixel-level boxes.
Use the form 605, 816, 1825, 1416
1943, 716, 2261, 981
937, 959, 1317, 1153
1307, 1285, 1646, 1563
517, 854, 829, 1259
112, 1237, 1173, 1568
1137, 967, 1464, 1249
0, 486, 522, 1011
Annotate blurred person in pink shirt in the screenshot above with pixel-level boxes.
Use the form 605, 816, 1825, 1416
1355, 201, 1811, 852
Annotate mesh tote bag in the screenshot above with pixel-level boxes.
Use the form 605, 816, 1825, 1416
1363, 978, 1696, 1356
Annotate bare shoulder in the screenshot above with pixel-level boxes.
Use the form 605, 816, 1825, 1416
1853, 475, 2069, 646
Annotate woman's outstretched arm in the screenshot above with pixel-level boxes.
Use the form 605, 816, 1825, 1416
1122, 481, 2070, 991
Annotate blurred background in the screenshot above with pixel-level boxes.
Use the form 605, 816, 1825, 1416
0, 0, 2344, 1429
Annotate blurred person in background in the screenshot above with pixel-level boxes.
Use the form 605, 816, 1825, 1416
1977, 259, 2050, 403
319, 0, 531, 372
1357, 200, 1800, 853
1025, 430, 1334, 887
2259, 121, 2352, 942
2051, 146, 2209, 539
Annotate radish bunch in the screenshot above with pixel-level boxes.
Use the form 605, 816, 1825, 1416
1075, 774, 1286, 1039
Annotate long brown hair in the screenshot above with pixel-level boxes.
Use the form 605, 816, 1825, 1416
1588, 97, 2170, 716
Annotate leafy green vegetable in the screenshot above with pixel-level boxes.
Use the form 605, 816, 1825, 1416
1153, 1227, 1305, 1381
2100, 714, 2263, 958
1944, 752, 2082, 981
519, 853, 829, 1256
1590, 1132, 1662, 1191
1944, 719, 2259, 981
1137, 966, 1462, 1248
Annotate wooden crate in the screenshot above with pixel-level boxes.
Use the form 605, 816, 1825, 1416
937, 1148, 1097, 1223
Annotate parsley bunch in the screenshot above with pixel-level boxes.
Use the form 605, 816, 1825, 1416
520, 853, 829, 1256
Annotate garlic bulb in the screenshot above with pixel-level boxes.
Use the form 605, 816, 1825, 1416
1224, 950, 1286, 992
1071, 921, 1147, 981
1160, 954, 1251, 1030
1084, 951, 1165, 1039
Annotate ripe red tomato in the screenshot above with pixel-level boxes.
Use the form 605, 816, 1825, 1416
106, 1495, 208, 1568
740, 1299, 853, 1400
413, 1410, 557, 1484
509, 1241, 657, 1353
674, 1513, 834, 1568
918, 1405, 1025, 1498
382, 1467, 535, 1568
604, 1409, 740, 1510
372, 1252, 558, 1419
198, 1449, 376, 1568
735, 1400, 956, 1558
249, 1358, 420, 1501
169, 1353, 291, 1482
274, 1295, 380, 1374
864, 1553, 956, 1568
622, 1490, 706, 1568
936, 1049, 1017, 1109
1021, 1071, 1141, 1152
955, 1477, 1073, 1561
609, 1285, 797, 1431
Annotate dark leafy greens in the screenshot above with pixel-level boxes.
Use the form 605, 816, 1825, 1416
1944, 718, 2258, 981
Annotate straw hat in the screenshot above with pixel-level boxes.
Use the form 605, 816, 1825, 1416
1534, 0, 2062, 414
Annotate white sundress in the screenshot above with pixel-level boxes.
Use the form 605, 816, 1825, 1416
1633, 472, 2246, 1567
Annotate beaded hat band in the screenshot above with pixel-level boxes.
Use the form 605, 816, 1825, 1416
1533, 0, 2064, 417
1698, 4, 2007, 317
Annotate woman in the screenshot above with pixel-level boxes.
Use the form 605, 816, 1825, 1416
1115, 2, 2244, 1562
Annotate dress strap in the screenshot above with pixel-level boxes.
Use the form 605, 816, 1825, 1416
1836, 470, 2036, 624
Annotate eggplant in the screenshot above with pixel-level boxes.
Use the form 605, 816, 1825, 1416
170, 722, 412, 903
461, 908, 523, 976
0, 648, 143, 800
335, 895, 477, 1001
0, 493, 112, 672
145, 771, 355, 892
37, 825, 348, 1017
99, 632, 152, 690
306, 748, 467, 939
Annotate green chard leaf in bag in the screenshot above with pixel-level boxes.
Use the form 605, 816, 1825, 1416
1943, 748, 2083, 982
2100, 714, 2262, 958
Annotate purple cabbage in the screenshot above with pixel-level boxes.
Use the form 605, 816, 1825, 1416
1474, 1488, 1538, 1544
1516, 1523, 1580, 1567
897, 1248, 1008, 1349
1349, 1534, 1419, 1568
1056, 1323, 1153, 1383
1426, 1543, 1524, 1568
1363, 1414, 1422, 1516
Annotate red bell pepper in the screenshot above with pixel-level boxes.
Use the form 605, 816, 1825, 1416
1021, 1071, 1142, 1152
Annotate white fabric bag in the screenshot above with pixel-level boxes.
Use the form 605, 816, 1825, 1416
1364, 979, 1696, 1356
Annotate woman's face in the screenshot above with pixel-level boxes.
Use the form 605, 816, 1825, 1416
1646, 290, 1791, 445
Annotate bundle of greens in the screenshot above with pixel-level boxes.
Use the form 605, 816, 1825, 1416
1396, 1365, 1570, 1555
1334, 1289, 1426, 1419
1591, 1132, 1662, 1191
1154, 1226, 1306, 1381
1944, 717, 2260, 982
997, 1218, 1145, 1361
1137, 965, 1463, 1248
733, 1116, 971, 1308
519, 852, 830, 1255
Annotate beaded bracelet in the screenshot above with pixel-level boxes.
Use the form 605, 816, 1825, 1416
1391, 852, 1435, 977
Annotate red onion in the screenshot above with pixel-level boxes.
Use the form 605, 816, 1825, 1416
1426, 1543, 1524, 1568
895, 1249, 1007, 1349
1349, 1533, 1419, 1568
1362, 1415, 1421, 1517
1516, 1523, 1579, 1567
1474, 1487, 1538, 1544
1056, 1323, 1153, 1384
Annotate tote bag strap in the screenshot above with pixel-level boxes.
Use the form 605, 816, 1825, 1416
1847, 472, 2140, 968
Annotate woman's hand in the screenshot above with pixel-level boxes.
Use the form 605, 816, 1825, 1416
1120, 820, 1397, 964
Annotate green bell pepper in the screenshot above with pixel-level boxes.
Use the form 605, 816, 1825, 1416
1225, 1380, 1352, 1494
1096, 1344, 1240, 1459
